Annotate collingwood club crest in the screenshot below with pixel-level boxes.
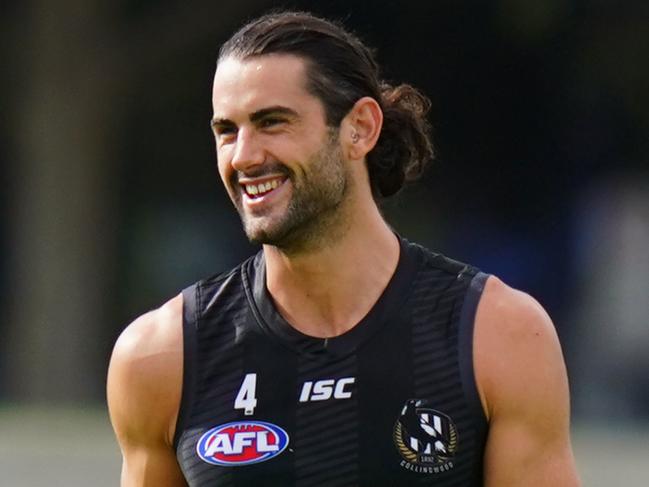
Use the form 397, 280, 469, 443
393, 399, 458, 474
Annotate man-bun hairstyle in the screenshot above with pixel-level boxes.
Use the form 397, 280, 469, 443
219, 11, 434, 199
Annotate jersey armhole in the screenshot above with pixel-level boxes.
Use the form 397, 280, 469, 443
172, 284, 199, 450
458, 272, 489, 445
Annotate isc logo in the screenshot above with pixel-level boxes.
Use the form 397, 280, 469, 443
197, 421, 289, 466
299, 377, 355, 402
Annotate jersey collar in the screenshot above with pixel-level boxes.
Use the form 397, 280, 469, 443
243, 236, 422, 359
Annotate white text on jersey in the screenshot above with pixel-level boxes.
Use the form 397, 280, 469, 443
299, 377, 355, 402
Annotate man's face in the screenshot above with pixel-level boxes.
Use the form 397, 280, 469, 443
211, 54, 349, 250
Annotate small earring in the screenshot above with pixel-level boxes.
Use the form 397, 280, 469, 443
351, 132, 360, 143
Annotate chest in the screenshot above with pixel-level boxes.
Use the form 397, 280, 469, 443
176, 309, 484, 486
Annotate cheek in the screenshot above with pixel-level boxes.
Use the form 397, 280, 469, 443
216, 149, 233, 184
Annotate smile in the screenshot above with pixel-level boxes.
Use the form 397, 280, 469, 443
240, 176, 287, 199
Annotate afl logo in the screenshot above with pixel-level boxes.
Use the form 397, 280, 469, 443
196, 421, 289, 466
394, 399, 458, 474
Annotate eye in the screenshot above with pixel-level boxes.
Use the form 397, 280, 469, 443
213, 124, 238, 145
259, 117, 285, 129
215, 125, 237, 136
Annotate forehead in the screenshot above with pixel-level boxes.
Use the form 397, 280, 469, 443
212, 54, 320, 120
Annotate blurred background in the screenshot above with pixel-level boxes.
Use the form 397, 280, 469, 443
1, 0, 647, 485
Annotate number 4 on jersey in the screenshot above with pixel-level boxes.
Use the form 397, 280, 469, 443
234, 373, 257, 415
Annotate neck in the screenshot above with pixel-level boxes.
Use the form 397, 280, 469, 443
264, 198, 400, 338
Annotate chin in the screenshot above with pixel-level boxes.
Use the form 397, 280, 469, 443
244, 221, 302, 251
243, 220, 284, 246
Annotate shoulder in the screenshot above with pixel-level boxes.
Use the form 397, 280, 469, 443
476, 275, 555, 341
194, 253, 260, 309
107, 294, 184, 447
473, 276, 568, 421
403, 239, 477, 277
112, 294, 184, 359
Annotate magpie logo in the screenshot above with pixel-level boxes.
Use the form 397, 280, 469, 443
393, 399, 458, 474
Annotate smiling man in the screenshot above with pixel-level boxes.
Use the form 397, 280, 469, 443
212, 55, 350, 256
107, 11, 580, 487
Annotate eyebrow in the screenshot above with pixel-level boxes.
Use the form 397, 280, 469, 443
210, 106, 299, 128
250, 106, 299, 123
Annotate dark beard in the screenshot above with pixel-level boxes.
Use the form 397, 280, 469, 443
236, 133, 349, 254
249, 183, 347, 255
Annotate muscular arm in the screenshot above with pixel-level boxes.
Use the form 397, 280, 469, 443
107, 295, 187, 487
475, 277, 580, 486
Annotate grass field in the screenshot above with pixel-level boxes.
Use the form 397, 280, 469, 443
0, 405, 647, 486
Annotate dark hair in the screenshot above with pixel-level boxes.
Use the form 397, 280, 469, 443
219, 11, 434, 199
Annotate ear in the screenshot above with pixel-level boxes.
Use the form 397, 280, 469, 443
340, 96, 383, 161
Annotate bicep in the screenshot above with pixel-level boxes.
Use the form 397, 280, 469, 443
475, 278, 580, 486
111, 407, 187, 487
483, 406, 578, 486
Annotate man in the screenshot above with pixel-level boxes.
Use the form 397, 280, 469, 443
107, 11, 580, 486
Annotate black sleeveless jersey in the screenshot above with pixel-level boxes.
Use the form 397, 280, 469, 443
174, 238, 489, 486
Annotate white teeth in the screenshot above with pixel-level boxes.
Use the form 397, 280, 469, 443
245, 179, 282, 197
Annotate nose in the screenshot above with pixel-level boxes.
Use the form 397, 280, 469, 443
230, 127, 264, 173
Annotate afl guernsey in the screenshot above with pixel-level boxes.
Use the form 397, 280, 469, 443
174, 237, 489, 486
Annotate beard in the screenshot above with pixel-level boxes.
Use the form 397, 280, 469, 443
231, 131, 350, 254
